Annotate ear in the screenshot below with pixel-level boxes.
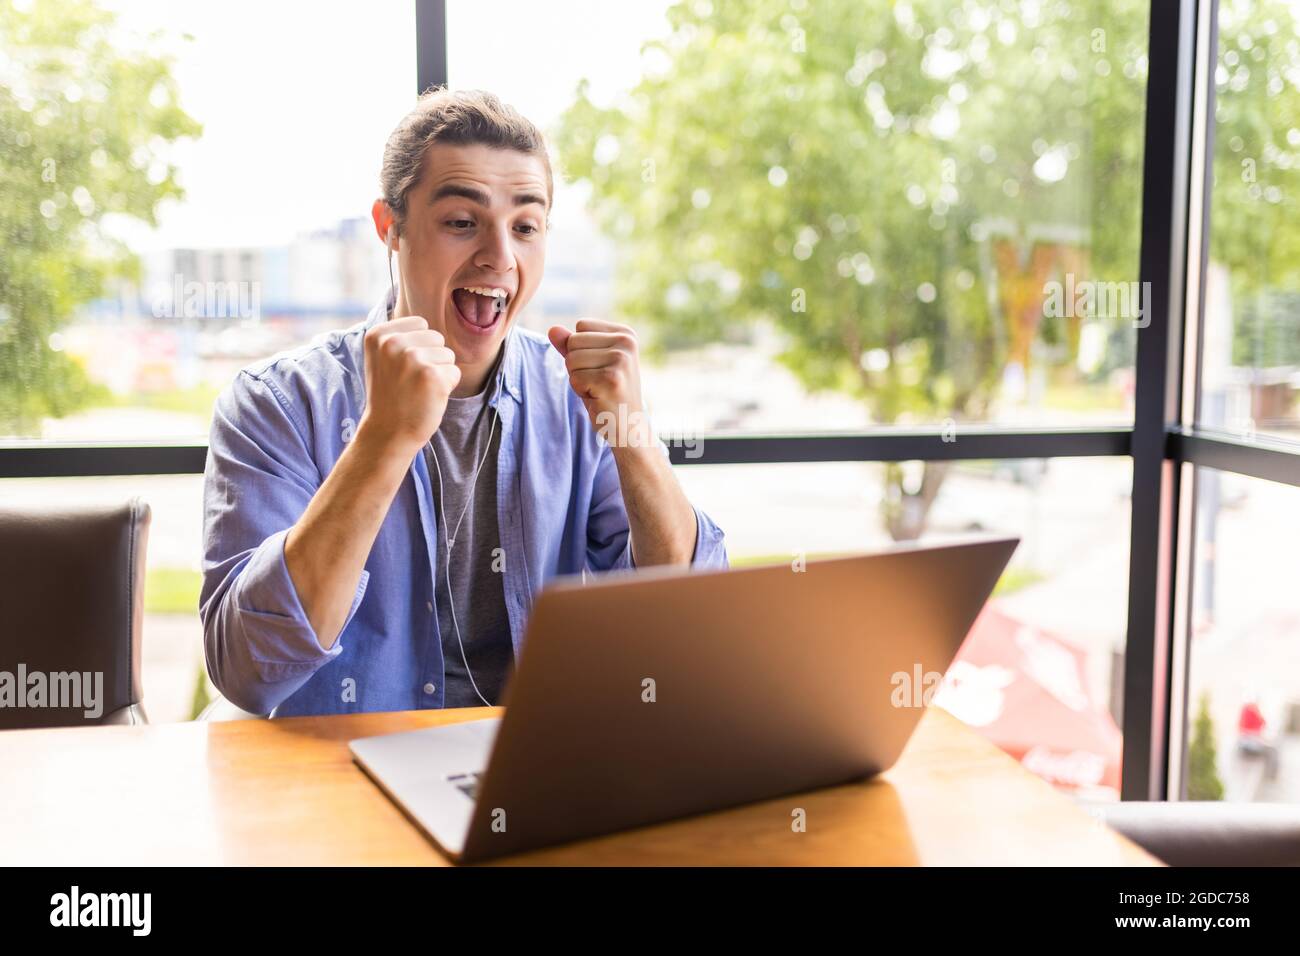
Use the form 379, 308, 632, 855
371, 197, 397, 250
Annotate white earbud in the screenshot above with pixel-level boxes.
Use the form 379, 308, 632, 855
385, 229, 397, 315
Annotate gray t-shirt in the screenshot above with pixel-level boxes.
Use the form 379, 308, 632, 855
422, 364, 514, 707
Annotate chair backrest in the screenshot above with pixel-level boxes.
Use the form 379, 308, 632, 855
0, 498, 151, 730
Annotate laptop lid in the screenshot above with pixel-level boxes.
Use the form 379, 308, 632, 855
458, 535, 1018, 862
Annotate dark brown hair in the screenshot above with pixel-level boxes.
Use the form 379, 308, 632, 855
381, 87, 553, 236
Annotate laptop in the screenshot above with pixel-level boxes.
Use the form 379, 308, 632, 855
349, 535, 1018, 863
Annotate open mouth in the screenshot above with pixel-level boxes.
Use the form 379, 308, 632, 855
451, 285, 510, 335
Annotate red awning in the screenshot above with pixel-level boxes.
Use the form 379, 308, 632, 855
933, 604, 1122, 795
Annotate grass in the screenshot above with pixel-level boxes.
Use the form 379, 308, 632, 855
730, 551, 1045, 597
1041, 381, 1128, 413
145, 568, 203, 615
101, 383, 222, 419
143, 555, 1046, 619
991, 565, 1045, 596
729, 551, 852, 568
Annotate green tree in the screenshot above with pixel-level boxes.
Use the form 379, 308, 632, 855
554, 0, 1149, 538
1210, 0, 1300, 378
0, 0, 199, 434
1187, 692, 1225, 801
555, 0, 1300, 538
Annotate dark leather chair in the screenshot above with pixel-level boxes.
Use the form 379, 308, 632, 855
0, 498, 151, 730
1082, 799, 1300, 866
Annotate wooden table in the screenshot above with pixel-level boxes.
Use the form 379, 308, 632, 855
0, 706, 1159, 866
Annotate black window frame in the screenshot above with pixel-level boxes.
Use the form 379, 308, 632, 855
2, 0, 1297, 801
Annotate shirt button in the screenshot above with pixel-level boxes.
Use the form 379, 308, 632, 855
426, 601, 433, 612
423, 682, 436, 695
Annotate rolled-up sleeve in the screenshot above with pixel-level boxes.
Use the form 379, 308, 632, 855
199, 371, 369, 716
586, 435, 728, 573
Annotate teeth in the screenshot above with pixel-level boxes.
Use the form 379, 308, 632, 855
454, 284, 509, 319
459, 285, 509, 299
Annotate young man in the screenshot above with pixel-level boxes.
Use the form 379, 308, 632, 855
200, 89, 727, 717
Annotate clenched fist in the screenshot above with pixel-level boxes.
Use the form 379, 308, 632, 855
547, 318, 652, 450
359, 315, 461, 454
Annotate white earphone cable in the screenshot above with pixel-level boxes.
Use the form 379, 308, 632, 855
429, 392, 501, 708
389, 226, 509, 707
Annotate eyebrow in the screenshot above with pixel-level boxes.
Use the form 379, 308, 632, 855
428, 182, 547, 210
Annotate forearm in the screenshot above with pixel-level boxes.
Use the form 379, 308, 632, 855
284, 421, 416, 649
611, 438, 697, 568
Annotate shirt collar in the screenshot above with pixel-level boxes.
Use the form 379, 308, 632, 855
361, 292, 523, 406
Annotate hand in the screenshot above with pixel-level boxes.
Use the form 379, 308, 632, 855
358, 315, 461, 454
547, 318, 651, 450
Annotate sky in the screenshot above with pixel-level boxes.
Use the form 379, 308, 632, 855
100, 0, 674, 251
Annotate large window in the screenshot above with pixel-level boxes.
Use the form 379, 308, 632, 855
1184, 468, 1300, 802
3, 0, 1298, 809
1163, 0, 1300, 804
1200, 0, 1300, 447
455, 0, 1150, 441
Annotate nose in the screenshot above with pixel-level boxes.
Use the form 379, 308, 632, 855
474, 219, 514, 277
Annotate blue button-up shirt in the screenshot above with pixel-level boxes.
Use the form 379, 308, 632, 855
200, 295, 728, 717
